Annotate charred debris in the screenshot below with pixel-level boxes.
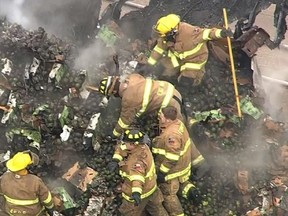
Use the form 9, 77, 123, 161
0, 0, 288, 215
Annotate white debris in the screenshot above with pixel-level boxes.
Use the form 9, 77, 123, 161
1, 92, 16, 124
60, 125, 73, 142
1, 58, 13, 75
29, 57, 40, 76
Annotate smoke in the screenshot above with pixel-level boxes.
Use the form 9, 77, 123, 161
0, 0, 29, 26
0, 0, 101, 40
253, 47, 288, 120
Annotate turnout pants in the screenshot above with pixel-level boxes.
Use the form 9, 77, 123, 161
119, 187, 168, 216
159, 179, 184, 216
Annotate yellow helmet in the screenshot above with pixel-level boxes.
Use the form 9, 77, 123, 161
6, 151, 33, 172
99, 76, 119, 97
154, 14, 180, 37
122, 129, 144, 144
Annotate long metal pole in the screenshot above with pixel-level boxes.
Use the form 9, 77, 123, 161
223, 8, 242, 118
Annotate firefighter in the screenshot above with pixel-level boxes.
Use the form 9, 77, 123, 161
107, 129, 168, 216
98, 73, 184, 138
0, 151, 58, 216
147, 14, 233, 87
152, 106, 202, 216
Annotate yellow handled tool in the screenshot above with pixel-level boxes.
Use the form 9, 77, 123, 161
223, 8, 242, 118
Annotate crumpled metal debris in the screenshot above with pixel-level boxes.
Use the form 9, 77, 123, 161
83, 196, 105, 216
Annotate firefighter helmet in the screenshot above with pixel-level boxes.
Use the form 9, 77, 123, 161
6, 151, 33, 172
122, 129, 144, 144
154, 14, 180, 37
99, 76, 119, 97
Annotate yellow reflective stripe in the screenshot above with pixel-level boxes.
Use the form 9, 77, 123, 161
189, 118, 198, 126
168, 51, 179, 67
176, 214, 185, 216
136, 78, 153, 117
154, 45, 164, 54
179, 170, 191, 183
120, 143, 127, 150
118, 118, 129, 129
178, 43, 204, 60
165, 152, 180, 161
113, 129, 121, 137
146, 161, 156, 178
43, 192, 52, 204
4, 195, 39, 206
152, 139, 191, 159
215, 29, 222, 38
113, 153, 123, 161
130, 175, 145, 183
160, 164, 170, 173
192, 155, 205, 166
45, 202, 54, 209
132, 187, 143, 194
122, 184, 157, 201
159, 83, 174, 114
148, 57, 157, 65
165, 163, 191, 181
120, 163, 155, 181
180, 60, 207, 71
152, 147, 179, 161
202, 29, 212, 40
182, 183, 195, 199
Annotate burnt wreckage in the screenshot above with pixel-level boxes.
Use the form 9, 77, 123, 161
0, 0, 288, 215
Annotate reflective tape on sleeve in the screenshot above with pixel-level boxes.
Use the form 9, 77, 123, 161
180, 60, 207, 71
43, 192, 52, 204
130, 175, 145, 183
112, 154, 123, 161
160, 164, 170, 173
202, 29, 212, 40
192, 155, 205, 166
148, 57, 157, 65
216, 29, 222, 38
132, 187, 143, 194
118, 118, 130, 129
154, 45, 164, 55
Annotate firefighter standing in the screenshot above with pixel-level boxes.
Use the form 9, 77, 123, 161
152, 106, 202, 216
98, 73, 184, 138
0, 151, 57, 216
108, 129, 168, 216
147, 14, 233, 86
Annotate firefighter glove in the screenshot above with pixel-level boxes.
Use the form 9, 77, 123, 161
107, 159, 119, 173
157, 171, 166, 183
220, 28, 233, 38
131, 192, 141, 206
105, 134, 118, 142
188, 187, 201, 205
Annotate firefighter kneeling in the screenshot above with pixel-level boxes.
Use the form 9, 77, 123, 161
0, 151, 59, 216
108, 129, 168, 216
152, 106, 201, 216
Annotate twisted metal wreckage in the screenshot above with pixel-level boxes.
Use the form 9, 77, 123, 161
0, 0, 288, 215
